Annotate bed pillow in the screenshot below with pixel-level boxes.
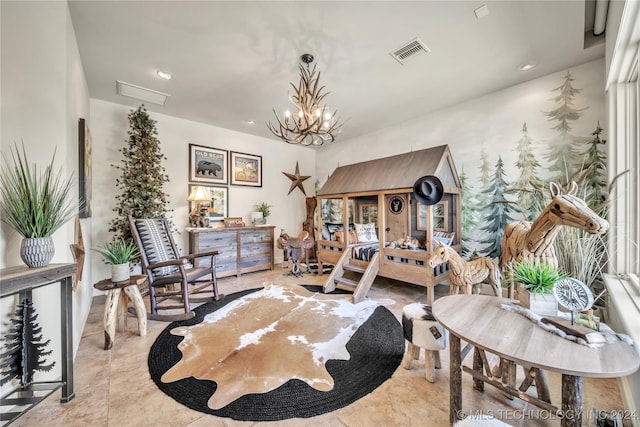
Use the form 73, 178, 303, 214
334, 230, 358, 244
355, 223, 378, 243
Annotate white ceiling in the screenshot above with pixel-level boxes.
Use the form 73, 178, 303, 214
68, 1, 604, 144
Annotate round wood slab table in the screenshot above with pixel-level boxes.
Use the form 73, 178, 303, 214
432, 294, 640, 427
93, 275, 148, 350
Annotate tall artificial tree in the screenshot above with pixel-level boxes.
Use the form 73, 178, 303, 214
109, 105, 171, 242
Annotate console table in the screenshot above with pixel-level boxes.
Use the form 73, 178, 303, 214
0, 263, 76, 424
433, 294, 640, 427
189, 226, 275, 278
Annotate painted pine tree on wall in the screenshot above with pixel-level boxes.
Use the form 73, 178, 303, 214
543, 71, 589, 182
477, 156, 519, 259
582, 123, 608, 208
459, 170, 481, 258
513, 122, 544, 220
109, 105, 172, 242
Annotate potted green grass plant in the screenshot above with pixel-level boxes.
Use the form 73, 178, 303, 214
509, 260, 565, 316
254, 202, 272, 224
94, 239, 140, 283
0, 144, 76, 268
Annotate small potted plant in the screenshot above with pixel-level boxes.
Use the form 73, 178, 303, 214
509, 260, 565, 316
253, 202, 272, 224
94, 239, 140, 283
0, 144, 76, 268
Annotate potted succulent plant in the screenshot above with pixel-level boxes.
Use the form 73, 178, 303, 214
94, 239, 140, 283
509, 260, 565, 316
0, 144, 76, 268
254, 202, 272, 224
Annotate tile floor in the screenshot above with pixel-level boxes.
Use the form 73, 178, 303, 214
11, 265, 629, 426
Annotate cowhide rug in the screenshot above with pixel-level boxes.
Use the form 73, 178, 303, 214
148, 283, 404, 421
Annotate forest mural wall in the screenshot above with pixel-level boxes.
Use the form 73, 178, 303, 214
317, 59, 607, 288
458, 65, 608, 289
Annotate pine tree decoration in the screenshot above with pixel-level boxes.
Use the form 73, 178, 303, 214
543, 71, 589, 182
477, 156, 519, 259
513, 122, 544, 220
459, 169, 482, 258
0, 299, 54, 386
109, 105, 172, 242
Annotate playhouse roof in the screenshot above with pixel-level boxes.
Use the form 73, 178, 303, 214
317, 145, 460, 196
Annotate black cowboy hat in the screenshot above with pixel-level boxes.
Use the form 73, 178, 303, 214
413, 175, 444, 206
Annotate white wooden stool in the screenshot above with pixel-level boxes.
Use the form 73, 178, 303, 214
401, 302, 448, 383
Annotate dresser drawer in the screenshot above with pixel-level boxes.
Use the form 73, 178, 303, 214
198, 231, 237, 249
240, 230, 271, 243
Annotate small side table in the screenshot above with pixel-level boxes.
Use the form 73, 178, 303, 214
93, 275, 148, 350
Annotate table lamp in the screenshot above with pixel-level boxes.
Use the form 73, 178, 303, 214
187, 186, 211, 227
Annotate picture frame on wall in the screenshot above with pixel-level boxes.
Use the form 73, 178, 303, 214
230, 151, 262, 187
189, 143, 228, 184
188, 184, 228, 224
78, 118, 92, 218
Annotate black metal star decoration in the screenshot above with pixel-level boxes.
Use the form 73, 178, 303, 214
282, 161, 310, 195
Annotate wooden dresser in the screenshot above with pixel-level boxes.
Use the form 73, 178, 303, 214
188, 225, 275, 278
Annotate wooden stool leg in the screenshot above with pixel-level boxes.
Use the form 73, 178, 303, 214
402, 342, 420, 370
118, 290, 128, 332
123, 284, 147, 337
103, 288, 121, 350
425, 350, 436, 383
434, 350, 442, 369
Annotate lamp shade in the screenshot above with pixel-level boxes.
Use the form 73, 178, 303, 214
187, 186, 210, 202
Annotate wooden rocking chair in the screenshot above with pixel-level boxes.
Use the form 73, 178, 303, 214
129, 216, 223, 321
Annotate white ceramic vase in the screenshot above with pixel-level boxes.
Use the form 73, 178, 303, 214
111, 262, 130, 283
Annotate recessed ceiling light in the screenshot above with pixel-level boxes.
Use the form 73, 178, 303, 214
474, 4, 489, 19
245, 120, 256, 125
518, 62, 537, 72
157, 70, 172, 80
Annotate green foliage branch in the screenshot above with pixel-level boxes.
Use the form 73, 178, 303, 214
509, 260, 565, 295
254, 202, 272, 218
93, 239, 140, 265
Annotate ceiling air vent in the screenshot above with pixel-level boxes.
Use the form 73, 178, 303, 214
116, 80, 170, 105
390, 37, 430, 65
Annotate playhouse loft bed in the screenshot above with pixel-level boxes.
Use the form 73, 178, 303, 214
316, 145, 461, 304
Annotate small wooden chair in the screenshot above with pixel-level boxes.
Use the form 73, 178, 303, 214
129, 216, 223, 321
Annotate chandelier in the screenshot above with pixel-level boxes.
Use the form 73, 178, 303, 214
267, 53, 342, 146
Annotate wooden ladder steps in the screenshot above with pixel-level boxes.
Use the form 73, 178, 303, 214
343, 264, 366, 274
334, 276, 358, 289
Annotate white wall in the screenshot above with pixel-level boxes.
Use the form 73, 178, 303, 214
0, 0, 92, 389
89, 99, 316, 283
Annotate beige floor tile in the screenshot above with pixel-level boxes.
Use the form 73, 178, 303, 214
8, 266, 630, 426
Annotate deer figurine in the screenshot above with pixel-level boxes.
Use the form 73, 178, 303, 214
428, 242, 501, 297
500, 181, 609, 269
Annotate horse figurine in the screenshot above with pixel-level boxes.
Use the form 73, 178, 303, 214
428, 242, 501, 297
499, 181, 609, 270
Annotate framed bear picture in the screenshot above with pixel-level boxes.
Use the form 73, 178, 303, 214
189, 144, 228, 184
